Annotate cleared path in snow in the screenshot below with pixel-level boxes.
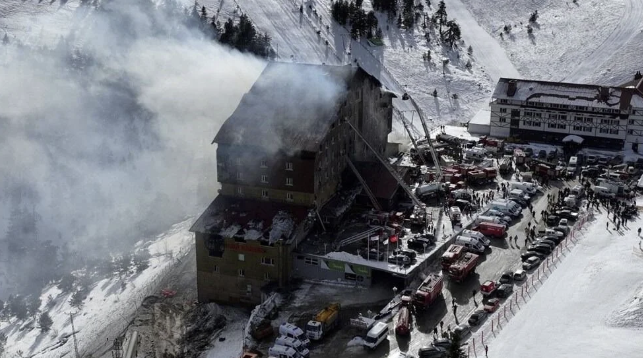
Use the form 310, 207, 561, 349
445, 0, 521, 82
562, 0, 643, 83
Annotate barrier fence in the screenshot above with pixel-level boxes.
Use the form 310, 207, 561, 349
466, 209, 594, 357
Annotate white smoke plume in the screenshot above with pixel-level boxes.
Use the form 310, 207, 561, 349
0, 0, 267, 294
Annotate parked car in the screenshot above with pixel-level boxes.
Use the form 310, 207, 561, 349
524, 147, 534, 157
538, 150, 547, 159
499, 271, 514, 285
361, 249, 384, 261
509, 197, 528, 207
496, 284, 514, 298
468, 310, 488, 326
533, 239, 555, 250
527, 244, 552, 255
546, 215, 560, 226
598, 156, 609, 165
388, 254, 411, 265
521, 251, 547, 262
486, 210, 513, 223
453, 324, 471, 338
522, 256, 541, 270
586, 155, 597, 164
407, 237, 434, 252
483, 298, 501, 313
547, 151, 557, 161
513, 269, 527, 281
555, 210, 578, 221
432, 338, 452, 350
559, 218, 568, 226
418, 346, 447, 358
393, 249, 417, 261
537, 235, 563, 245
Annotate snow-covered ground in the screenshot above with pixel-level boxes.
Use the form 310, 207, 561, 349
486, 206, 643, 358
0, 219, 194, 358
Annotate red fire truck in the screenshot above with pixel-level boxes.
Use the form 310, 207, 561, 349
448, 253, 479, 282
395, 306, 411, 336
413, 274, 444, 310
441, 245, 465, 270
475, 222, 506, 238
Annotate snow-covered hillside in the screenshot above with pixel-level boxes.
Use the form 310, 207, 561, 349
0, 220, 194, 358
488, 208, 643, 357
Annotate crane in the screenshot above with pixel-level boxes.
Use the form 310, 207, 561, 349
342, 120, 423, 207
404, 97, 444, 183
393, 108, 429, 168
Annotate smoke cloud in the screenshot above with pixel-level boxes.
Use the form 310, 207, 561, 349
0, 0, 266, 295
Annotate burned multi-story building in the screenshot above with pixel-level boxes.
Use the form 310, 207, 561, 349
190, 62, 396, 304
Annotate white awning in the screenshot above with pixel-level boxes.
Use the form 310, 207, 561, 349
562, 135, 584, 144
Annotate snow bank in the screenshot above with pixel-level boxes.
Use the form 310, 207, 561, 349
347, 336, 364, 347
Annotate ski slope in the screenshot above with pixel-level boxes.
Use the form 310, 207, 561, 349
488, 209, 643, 358
445, 0, 520, 83
562, 0, 643, 83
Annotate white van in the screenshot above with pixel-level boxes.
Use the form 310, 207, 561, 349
269, 345, 301, 358
473, 215, 508, 226
450, 207, 462, 222
593, 186, 616, 198
568, 156, 578, 168
509, 181, 537, 195
509, 188, 530, 201
275, 336, 310, 358
363, 322, 388, 349
454, 236, 486, 254
459, 230, 491, 247
489, 199, 522, 217
279, 323, 310, 347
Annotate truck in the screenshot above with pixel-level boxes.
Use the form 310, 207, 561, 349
467, 168, 497, 185
415, 182, 442, 198
448, 253, 479, 282
473, 215, 509, 227
475, 222, 506, 238
395, 306, 411, 336
441, 245, 465, 270
508, 181, 538, 195
449, 207, 462, 222
305, 303, 340, 341
413, 274, 444, 310
499, 156, 513, 174
514, 149, 526, 165
489, 199, 523, 217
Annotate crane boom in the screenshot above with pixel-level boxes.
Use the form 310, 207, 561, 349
405, 98, 443, 183
394, 108, 428, 168
343, 120, 423, 207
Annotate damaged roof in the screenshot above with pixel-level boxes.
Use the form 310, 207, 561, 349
213, 62, 383, 152
190, 196, 309, 243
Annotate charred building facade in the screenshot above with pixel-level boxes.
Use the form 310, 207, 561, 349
190, 62, 396, 305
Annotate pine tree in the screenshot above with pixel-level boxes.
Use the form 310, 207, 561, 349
27, 296, 41, 318
58, 273, 76, 293
39, 312, 53, 332
467, 45, 473, 55
69, 290, 85, 308
435, 0, 447, 37
433, 89, 438, 97
444, 20, 461, 47
465, 59, 472, 69
447, 332, 467, 358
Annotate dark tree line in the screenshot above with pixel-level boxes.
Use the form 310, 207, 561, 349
432, 1, 461, 47
197, 5, 275, 58
331, 1, 379, 39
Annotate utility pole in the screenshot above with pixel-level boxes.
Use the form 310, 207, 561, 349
69, 312, 81, 358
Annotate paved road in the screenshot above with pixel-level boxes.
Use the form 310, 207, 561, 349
314, 180, 578, 358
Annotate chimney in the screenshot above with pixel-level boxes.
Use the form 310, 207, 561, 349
507, 80, 517, 97
599, 86, 610, 102
634, 71, 642, 80
619, 87, 634, 113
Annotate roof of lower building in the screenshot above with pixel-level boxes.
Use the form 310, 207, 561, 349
492, 78, 643, 110
213, 62, 382, 153
190, 196, 310, 244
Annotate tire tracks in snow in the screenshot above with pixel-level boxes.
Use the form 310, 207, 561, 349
561, 0, 643, 83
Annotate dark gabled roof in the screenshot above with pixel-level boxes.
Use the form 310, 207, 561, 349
213, 62, 379, 153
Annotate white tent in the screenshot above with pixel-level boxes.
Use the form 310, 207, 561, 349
562, 134, 584, 144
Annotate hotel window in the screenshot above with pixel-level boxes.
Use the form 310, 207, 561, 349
286, 193, 294, 202
286, 177, 293, 186
583, 127, 592, 132
236, 172, 243, 180
610, 129, 619, 134
548, 123, 557, 129
628, 129, 634, 135
573, 125, 583, 131
261, 257, 275, 265
262, 190, 269, 199
264, 272, 271, 281
304, 257, 319, 265
286, 162, 293, 171
213, 265, 219, 273
260, 160, 267, 168
238, 254, 245, 261
557, 124, 566, 129
247, 285, 252, 293
499, 108, 507, 113
237, 187, 243, 195
498, 118, 506, 123
238, 269, 245, 277
261, 175, 268, 183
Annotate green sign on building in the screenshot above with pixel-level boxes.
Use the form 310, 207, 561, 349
352, 264, 370, 276
325, 260, 345, 271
